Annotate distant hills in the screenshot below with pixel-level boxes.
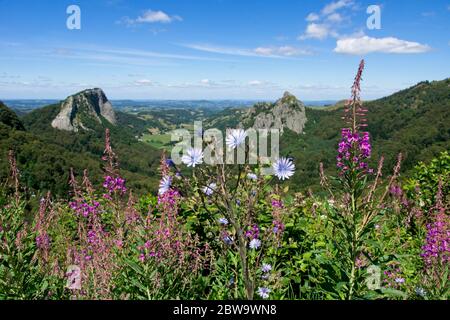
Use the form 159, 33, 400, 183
0, 78, 448, 196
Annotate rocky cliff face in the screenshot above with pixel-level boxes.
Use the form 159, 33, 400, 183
51, 88, 117, 132
242, 91, 307, 134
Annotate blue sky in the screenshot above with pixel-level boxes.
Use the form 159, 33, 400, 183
0, 0, 449, 100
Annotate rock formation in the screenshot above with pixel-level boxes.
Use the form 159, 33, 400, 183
51, 88, 117, 132
243, 91, 307, 134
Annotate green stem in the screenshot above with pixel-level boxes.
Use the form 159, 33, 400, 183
347, 187, 358, 300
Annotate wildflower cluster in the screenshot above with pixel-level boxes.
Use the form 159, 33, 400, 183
421, 213, 450, 267
1, 60, 448, 301
69, 199, 100, 217
336, 128, 372, 173
382, 263, 406, 290
103, 175, 127, 198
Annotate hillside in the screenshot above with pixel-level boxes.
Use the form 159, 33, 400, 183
198, 79, 449, 192
0, 92, 162, 198
1, 79, 448, 196
0, 101, 25, 130
283, 78, 450, 191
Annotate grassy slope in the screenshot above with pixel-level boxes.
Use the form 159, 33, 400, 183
0, 103, 162, 198
283, 79, 450, 192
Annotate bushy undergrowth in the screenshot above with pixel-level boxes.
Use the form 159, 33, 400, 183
0, 61, 448, 300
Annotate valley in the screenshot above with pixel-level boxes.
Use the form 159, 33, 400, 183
1, 78, 449, 197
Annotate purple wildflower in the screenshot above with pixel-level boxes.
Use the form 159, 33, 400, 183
272, 220, 285, 234
257, 287, 271, 299
421, 212, 449, 267
103, 175, 127, 197
271, 199, 283, 208
245, 224, 260, 239
336, 128, 372, 174
70, 200, 100, 217
261, 263, 272, 273
202, 183, 217, 196
222, 232, 233, 245
247, 173, 258, 180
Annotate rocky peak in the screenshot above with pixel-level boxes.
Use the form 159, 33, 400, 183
279, 91, 297, 104
51, 88, 117, 132
243, 92, 307, 134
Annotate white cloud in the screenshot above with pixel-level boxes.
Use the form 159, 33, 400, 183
306, 13, 320, 22
326, 13, 343, 22
137, 10, 182, 23
183, 44, 257, 57
322, 0, 353, 15
253, 46, 312, 56
121, 9, 182, 25
135, 79, 153, 86
248, 80, 263, 86
298, 23, 337, 40
254, 47, 274, 56
183, 44, 311, 57
334, 36, 431, 55
278, 46, 312, 56
300, 0, 353, 40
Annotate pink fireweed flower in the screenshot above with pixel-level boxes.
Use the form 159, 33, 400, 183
421, 212, 449, 267
114, 240, 123, 249
336, 129, 372, 174
36, 234, 51, 250
338, 60, 372, 174
103, 175, 127, 196
157, 189, 180, 207
271, 199, 283, 208
70, 200, 100, 217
